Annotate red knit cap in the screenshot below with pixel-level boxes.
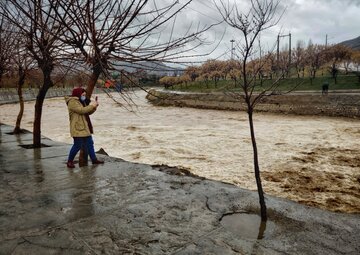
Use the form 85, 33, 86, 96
71, 87, 85, 97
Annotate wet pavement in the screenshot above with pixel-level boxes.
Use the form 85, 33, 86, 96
0, 123, 359, 255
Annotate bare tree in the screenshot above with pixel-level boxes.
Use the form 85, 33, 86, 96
184, 66, 200, 82
277, 46, 291, 77
306, 42, 326, 82
217, 0, 284, 222
227, 59, 242, 87
50, 0, 214, 96
292, 40, 306, 78
326, 44, 352, 83
13, 36, 36, 134
229, 71, 241, 87
261, 52, 277, 79
352, 50, 360, 82
1, 0, 71, 147
47, 0, 215, 165
202, 60, 224, 87
0, 15, 16, 87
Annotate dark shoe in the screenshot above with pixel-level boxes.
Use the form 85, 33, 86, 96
92, 159, 104, 165
67, 161, 75, 168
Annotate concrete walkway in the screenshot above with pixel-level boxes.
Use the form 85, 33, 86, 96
0, 123, 359, 255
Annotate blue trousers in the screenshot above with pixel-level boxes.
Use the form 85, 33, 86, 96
68, 136, 97, 162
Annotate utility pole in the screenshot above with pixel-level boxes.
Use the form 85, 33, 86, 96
325, 34, 328, 47
230, 39, 235, 60
276, 34, 280, 66
288, 33, 291, 70
276, 33, 292, 75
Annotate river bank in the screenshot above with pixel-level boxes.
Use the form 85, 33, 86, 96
146, 89, 360, 118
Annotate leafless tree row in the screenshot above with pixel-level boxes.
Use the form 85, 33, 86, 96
0, 0, 214, 147
160, 41, 357, 90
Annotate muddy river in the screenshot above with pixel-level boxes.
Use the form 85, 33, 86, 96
1, 90, 359, 213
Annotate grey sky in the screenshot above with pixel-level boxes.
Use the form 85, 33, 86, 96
174, 0, 360, 63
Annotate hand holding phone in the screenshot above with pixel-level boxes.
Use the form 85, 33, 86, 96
90, 101, 98, 107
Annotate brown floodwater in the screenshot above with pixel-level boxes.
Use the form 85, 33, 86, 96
1, 90, 359, 213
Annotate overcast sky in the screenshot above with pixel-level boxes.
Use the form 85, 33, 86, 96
173, 0, 360, 64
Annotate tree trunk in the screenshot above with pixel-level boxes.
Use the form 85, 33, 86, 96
247, 109, 267, 222
312, 70, 316, 79
78, 143, 89, 167
86, 64, 102, 97
33, 71, 53, 147
0, 70, 3, 88
13, 67, 26, 134
79, 64, 102, 166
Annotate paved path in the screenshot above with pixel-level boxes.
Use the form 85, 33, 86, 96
0, 123, 359, 254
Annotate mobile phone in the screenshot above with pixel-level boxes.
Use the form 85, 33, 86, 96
95, 96, 98, 101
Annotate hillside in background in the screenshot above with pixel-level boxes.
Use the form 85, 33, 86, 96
116, 61, 183, 77
339, 36, 360, 50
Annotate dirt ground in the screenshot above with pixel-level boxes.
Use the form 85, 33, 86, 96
261, 146, 360, 213
1, 91, 359, 214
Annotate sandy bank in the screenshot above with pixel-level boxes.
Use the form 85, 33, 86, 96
146, 89, 360, 118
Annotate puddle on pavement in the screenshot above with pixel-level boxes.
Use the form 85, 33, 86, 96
220, 213, 275, 239
19, 143, 51, 149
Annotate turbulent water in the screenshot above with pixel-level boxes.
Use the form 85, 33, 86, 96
1, 90, 360, 213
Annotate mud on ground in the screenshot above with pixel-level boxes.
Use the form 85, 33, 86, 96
263, 146, 360, 213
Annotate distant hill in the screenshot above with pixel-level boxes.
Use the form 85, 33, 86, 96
115, 61, 184, 77
339, 36, 360, 50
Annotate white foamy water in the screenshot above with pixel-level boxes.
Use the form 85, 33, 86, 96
1, 90, 360, 212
